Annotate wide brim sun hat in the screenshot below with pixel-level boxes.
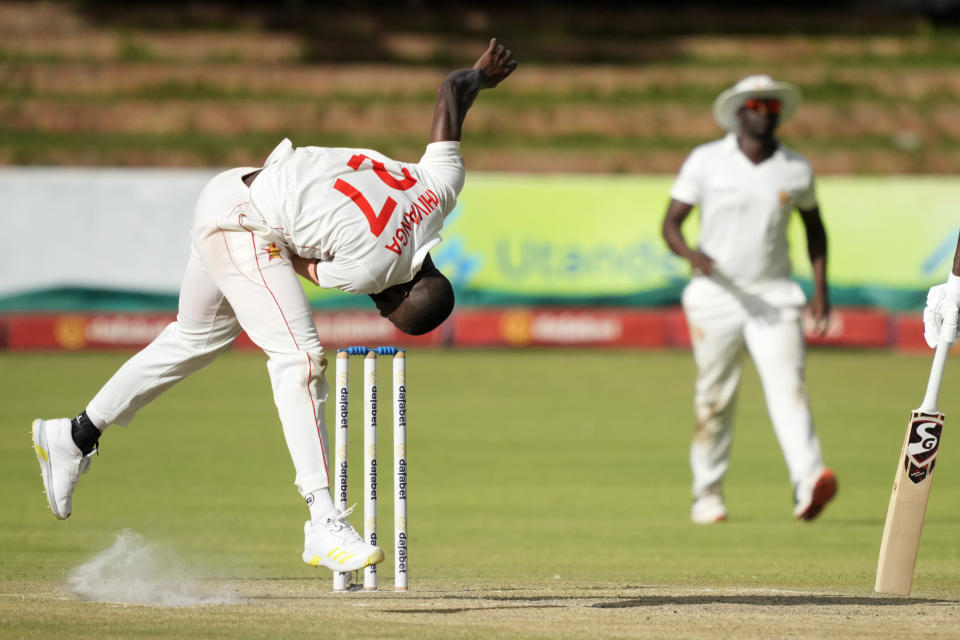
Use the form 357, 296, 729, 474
713, 75, 801, 132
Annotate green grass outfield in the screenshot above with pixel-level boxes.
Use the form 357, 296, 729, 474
2, 348, 959, 639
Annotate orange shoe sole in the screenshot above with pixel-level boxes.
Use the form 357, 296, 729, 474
797, 469, 837, 521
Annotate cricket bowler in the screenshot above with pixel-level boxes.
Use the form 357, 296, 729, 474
32, 39, 517, 572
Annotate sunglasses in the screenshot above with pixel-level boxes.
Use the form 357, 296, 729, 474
743, 98, 782, 114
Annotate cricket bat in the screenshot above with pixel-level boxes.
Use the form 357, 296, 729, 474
874, 322, 952, 596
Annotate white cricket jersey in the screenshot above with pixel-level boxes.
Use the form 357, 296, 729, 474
670, 133, 817, 287
247, 138, 465, 294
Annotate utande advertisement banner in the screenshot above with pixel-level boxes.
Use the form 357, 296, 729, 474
2, 170, 957, 313
0, 308, 929, 352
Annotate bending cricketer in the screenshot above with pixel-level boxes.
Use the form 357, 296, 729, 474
661, 75, 837, 524
32, 39, 517, 572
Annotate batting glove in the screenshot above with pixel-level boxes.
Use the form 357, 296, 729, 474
923, 274, 960, 348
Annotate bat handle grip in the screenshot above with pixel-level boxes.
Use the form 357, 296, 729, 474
920, 307, 957, 412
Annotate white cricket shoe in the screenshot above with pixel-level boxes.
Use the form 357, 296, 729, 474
691, 492, 727, 524
302, 507, 384, 572
32, 418, 95, 520
794, 468, 837, 521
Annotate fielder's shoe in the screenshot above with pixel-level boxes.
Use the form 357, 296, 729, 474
793, 468, 837, 521
691, 491, 727, 524
32, 418, 95, 520
302, 507, 384, 572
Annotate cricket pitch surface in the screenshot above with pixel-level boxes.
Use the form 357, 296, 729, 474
4, 579, 958, 639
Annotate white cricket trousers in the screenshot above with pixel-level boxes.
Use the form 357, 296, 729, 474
85, 167, 331, 496
682, 278, 825, 498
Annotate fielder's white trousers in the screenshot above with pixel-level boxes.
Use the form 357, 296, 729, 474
682, 277, 825, 498
85, 168, 331, 496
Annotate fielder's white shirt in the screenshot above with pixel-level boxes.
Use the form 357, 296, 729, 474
247, 138, 465, 294
670, 133, 817, 289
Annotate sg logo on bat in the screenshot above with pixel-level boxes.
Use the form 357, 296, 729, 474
904, 410, 943, 484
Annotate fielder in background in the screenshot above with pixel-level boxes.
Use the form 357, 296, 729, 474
661, 75, 837, 524
923, 233, 960, 349
32, 40, 517, 572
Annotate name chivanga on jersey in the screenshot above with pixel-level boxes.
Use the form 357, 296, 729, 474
383, 189, 441, 256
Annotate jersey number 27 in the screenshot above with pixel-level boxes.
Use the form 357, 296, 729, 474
333, 154, 418, 237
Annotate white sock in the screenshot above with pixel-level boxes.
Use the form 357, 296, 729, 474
306, 489, 337, 521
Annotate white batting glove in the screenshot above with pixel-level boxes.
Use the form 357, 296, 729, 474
923, 274, 960, 348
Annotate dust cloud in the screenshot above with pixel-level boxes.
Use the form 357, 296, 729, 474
66, 529, 244, 607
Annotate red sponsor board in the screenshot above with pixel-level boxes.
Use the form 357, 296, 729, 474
895, 313, 960, 355
453, 308, 668, 348
664, 308, 691, 348
0, 308, 935, 351
895, 314, 928, 352
4, 312, 443, 351
666, 307, 892, 349
802, 308, 892, 348
6, 313, 176, 350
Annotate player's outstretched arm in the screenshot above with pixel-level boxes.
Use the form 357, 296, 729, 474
429, 38, 517, 143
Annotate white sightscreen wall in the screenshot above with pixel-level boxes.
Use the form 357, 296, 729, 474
0, 168, 219, 297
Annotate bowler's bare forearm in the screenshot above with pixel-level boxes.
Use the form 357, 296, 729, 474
429, 70, 487, 143
429, 38, 517, 143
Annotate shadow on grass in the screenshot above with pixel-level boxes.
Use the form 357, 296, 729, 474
238, 580, 957, 612
379, 592, 956, 615
592, 594, 956, 608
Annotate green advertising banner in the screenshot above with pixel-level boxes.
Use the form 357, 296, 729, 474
786, 177, 960, 309
307, 175, 960, 311
438, 175, 683, 305
8, 171, 954, 313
